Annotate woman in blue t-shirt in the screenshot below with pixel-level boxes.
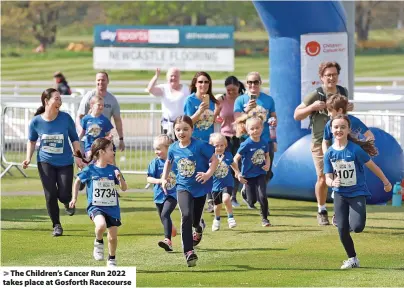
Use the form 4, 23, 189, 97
22, 88, 83, 237
162, 115, 218, 267
324, 114, 392, 269
70, 138, 127, 267
147, 134, 178, 252
183, 71, 219, 214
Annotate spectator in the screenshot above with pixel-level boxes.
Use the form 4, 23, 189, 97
76, 71, 125, 152
293, 61, 353, 226
147, 68, 190, 138
54, 72, 72, 96
215, 76, 246, 207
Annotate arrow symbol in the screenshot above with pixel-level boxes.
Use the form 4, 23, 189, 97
4, 271, 9, 276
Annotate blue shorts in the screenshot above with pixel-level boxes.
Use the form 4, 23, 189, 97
89, 209, 121, 228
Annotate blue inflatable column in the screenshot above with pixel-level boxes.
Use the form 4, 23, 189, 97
252, 1, 348, 200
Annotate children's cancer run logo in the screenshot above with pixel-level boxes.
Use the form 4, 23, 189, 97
305, 41, 321, 56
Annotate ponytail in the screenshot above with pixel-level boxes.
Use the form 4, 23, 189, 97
238, 81, 246, 95
348, 133, 378, 157
34, 106, 45, 116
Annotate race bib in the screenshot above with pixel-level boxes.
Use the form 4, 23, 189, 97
92, 179, 117, 206
41, 134, 64, 154
332, 160, 357, 186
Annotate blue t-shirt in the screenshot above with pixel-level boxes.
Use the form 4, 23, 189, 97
78, 164, 123, 219
147, 157, 178, 204
324, 115, 369, 142
237, 137, 269, 178
183, 93, 215, 142
324, 141, 371, 198
168, 138, 215, 197
81, 114, 114, 152
212, 151, 235, 192
234, 92, 276, 143
28, 111, 79, 167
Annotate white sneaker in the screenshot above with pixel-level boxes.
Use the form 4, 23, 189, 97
107, 258, 117, 267
340, 257, 360, 269
93, 239, 104, 261
212, 219, 220, 231
228, 217, 237, 228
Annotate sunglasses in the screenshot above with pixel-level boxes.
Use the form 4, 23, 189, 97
247, 80, 260, 86
197, 80, 210, 84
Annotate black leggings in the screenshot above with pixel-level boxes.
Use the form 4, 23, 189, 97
37, 162, 74, 227
334, 193, 367, 258
177, 190, 206, 253
245, 174, 269, 219
226, 136, 241, 200
155, 197, 177, 240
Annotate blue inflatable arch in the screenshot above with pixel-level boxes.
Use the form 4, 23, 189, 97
252, 1, 403, 204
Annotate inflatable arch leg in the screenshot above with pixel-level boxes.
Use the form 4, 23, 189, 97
252, 1, 403, 204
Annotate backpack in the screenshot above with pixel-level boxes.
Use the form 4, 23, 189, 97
308, 85, 347, 129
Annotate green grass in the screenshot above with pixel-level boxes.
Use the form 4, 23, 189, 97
2, 52, 404, 82
1, 167, 148, 192
1, 193, 404, 286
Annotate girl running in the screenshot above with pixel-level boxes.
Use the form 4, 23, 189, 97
147, 135, 178, 252
234, 116, 271, 227
324, 114, 392, 269
70, 138, 127, 267
162, 115, 218, 267
209, 133, 246, 231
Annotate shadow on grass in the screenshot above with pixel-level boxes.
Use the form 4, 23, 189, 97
235, 229, 322, 234
137, 264, 404, 274
196, 247, 287, 252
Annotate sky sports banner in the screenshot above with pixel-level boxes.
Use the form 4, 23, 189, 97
300, 32, 348, 128
93, 25, 234, 71
94, 25, 234, 48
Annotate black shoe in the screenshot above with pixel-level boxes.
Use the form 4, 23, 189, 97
64, 204, 75, 216
52, 224, 63, 237
79, 182, 86, 191
185, 250, 198, 267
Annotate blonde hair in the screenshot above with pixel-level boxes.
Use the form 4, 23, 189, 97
90, 95, 104, 105
246, 116, 264, 129
209, 133, 227, 147
234, 114, 264, 138
153, 134, 173, 149
246, 71, 262, 83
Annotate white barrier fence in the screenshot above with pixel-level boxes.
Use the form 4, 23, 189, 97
1, 104, 404, 178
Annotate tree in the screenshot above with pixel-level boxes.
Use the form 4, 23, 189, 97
355, 1, 381, 41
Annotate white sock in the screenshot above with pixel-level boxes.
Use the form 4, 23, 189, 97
318, 205, 326, 213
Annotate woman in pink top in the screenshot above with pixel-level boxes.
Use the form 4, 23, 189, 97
216, 76, 246, 207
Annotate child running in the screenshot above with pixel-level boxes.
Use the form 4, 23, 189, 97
234, 116, 271, 227
70, 138, 127, 267
324, 114, 392, 269
79, 95, 114, 161
322, 94, 375, 226
209, 133, 246, 231
147, 134, 178, 252
162, 115, 218, 267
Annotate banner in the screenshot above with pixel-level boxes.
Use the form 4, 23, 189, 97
94, 25, 234, 48
300, 32, 348, 128
93, 47, 234, 71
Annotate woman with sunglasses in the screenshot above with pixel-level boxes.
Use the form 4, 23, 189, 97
184, 71, 219, 213
215, 76, 246, 207
234, 72, 277, 209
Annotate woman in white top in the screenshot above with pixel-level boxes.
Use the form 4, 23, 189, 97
147, 68, 190, 137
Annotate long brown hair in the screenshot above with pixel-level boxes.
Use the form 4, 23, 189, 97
35, 88, 59, 116
330, 114, 378, 157
190, 71, 218, 104
173, 115, 194, 130
326, 94, 348, 114
75, 138, 112, 164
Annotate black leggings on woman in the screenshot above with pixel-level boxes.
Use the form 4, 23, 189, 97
37, 162, 74, 227
333, 193, 367, 258
177, 190, 206, 253
155, 197, 177, 240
